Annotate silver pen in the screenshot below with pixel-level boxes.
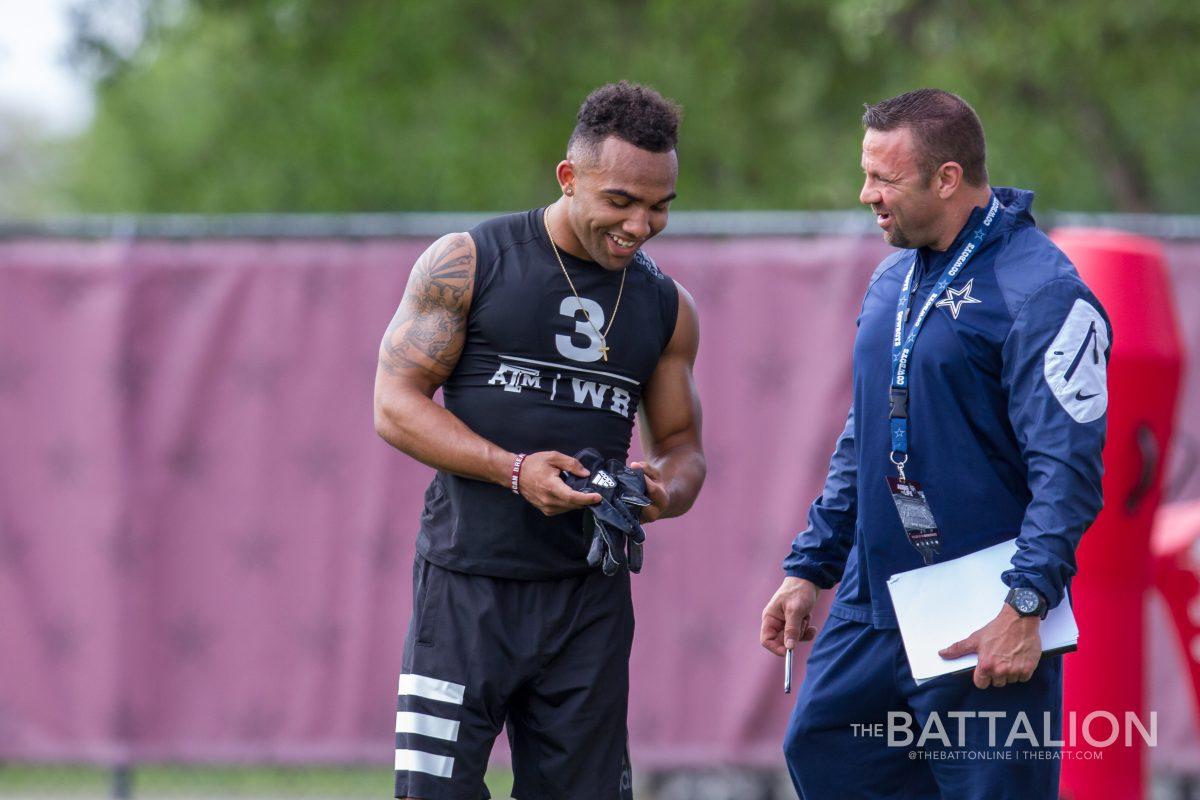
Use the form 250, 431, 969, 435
784, 648, 794, 693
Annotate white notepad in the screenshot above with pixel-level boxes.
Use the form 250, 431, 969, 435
886, 539, 1079, 685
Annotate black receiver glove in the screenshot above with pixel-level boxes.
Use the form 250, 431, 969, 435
561, 448, 651, 575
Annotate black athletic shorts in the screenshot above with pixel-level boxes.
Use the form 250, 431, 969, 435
394, 555, 636, 800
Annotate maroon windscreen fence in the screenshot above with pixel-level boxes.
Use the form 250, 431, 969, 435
2, 228, 1199, 770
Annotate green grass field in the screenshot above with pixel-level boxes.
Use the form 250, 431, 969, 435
0, 764, 514, 798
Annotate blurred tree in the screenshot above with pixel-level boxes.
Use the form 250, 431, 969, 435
60, 0, 1200, 213
0, 107, 67, 215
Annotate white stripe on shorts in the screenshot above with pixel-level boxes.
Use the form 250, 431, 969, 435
396, 711, 460, 741
395, 748, 454, 778
397, 673, 466, 704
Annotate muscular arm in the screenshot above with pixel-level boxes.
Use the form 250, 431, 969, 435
374, 232, 600, 513
373, 232, 513, 485
634, 281, 706, 521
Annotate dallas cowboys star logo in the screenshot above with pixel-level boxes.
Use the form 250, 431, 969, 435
935, 278, 982, 319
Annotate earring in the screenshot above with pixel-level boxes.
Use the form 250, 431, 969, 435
565, 186, 574, 196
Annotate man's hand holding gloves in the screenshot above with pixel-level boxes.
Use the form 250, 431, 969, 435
560, 447, 651, 575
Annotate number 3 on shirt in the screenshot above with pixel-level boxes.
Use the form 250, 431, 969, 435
555, 296, 607, 363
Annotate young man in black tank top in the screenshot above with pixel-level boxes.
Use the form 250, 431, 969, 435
374, 82, 705, 800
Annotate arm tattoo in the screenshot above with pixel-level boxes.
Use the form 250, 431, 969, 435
379, 233, 475, 377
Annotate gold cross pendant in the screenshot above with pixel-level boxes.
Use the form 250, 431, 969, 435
598, 343, 610, 362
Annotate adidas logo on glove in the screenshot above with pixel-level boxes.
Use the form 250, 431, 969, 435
591, 471, 617, 490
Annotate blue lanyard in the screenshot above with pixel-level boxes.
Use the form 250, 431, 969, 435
888, 196, 1001, 474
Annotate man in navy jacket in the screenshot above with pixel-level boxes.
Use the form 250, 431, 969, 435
760, 90, 1109, 799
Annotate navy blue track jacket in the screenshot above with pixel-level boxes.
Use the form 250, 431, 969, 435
783, 188, 1110, 629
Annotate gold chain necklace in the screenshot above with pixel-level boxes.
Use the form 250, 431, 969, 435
544, 209, 627, 362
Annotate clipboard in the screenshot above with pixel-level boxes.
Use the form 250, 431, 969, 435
886, 539, 1079, 685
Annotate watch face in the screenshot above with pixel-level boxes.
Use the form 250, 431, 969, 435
1015, 590, 1039, 614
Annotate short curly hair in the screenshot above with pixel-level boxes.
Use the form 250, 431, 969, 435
568, 81, 681, 161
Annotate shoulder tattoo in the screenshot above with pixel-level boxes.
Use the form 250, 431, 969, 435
379, 233, 475, 377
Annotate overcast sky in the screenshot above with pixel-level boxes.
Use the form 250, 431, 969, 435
0, 0, 94, 133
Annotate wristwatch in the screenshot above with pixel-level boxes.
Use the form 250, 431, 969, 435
1005, 587, 1048, 619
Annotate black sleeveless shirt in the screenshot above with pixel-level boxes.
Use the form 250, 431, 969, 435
415, 208, 680, 579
